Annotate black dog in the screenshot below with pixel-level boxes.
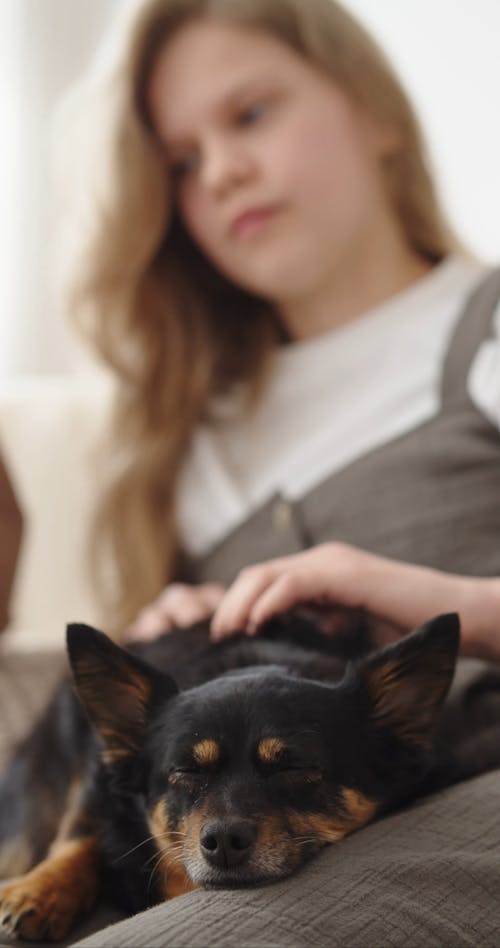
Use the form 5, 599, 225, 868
0, 608, 484, 941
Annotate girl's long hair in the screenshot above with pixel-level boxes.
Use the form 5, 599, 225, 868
62, 0, 469, 634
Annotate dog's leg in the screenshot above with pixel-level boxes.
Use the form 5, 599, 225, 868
0, 780, 100, 942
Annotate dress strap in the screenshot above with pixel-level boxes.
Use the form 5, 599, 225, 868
441, 265, 500, 406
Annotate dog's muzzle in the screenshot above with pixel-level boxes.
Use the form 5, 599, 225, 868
200, 819, 257, 869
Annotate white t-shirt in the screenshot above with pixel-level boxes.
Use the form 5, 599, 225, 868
177, 254, 500, 558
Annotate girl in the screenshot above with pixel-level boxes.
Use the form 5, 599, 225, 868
67, 0, 500, 654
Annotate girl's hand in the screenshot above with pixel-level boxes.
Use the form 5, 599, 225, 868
210, 543, 370, 641
209, 542, 500, 661
126, 582, 226, 642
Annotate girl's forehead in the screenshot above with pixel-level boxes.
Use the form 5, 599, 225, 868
152, 16, 296, 68
147, 19, 305, 145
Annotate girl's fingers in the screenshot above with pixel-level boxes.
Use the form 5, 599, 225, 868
126, 583, 227, 643
210, 563, 287, 640
246, 573, 308, 630
210, 546, 355, 640
124, 608, 174, 642
199, 583, 226, 611
154, 583, 221, 626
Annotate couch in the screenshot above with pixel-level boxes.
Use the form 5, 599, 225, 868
1, 376, 500, 947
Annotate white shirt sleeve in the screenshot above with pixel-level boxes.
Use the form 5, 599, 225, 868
468, 300, 500, 431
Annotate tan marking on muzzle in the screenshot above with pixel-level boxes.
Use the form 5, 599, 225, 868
150, 799, 199, 900
287, 789, 378, 845
287, 811, 346, 844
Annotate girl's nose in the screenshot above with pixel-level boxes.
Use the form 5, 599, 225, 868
202, 141, 257, 194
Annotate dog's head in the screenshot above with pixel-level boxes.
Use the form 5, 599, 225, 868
67, 613, 459, 895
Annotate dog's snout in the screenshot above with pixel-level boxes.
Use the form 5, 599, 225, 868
200, 819, 257, 869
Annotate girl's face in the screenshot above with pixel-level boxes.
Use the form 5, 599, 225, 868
148, 19, 399, 303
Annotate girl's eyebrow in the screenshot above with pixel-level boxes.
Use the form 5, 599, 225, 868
162, 75, 279, 151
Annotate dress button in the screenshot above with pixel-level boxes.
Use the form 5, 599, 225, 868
272, 498, 293, 532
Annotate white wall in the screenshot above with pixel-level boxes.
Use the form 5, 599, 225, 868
0, 0, 499, 375
345, 0, 500, 265
0, 0, 120, 377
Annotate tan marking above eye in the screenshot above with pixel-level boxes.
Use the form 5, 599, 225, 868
192, 739, 220, 766
257, 737, 287, 764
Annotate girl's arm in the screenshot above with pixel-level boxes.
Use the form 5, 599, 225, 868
210, 542, 500, 660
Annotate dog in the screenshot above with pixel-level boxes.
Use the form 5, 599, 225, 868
0, 607, 485, 942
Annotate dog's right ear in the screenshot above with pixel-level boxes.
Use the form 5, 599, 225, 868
67, 623, 178, 765
358, 612, 460, 750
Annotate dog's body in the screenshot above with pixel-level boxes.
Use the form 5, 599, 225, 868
0, 609, 498, 942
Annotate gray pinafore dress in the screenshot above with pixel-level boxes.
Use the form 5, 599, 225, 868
189, 266, 500, 584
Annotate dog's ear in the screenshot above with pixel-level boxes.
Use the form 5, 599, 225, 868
67, 623, 178, 764
359, 612, 460, 749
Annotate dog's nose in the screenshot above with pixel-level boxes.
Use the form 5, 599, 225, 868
200, 819, 257, 869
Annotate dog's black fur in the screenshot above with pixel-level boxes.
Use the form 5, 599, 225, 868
0, 608, 498, 942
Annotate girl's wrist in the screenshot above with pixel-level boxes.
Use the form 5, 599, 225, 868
457, 577, 500, 659
344, 550, 499, 658
325, 544, 500, 662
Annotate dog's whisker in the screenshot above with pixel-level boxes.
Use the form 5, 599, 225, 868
143, 842, 185, 871
146, 850, 167, 897
113, 834, 161, 863
146, 846, 188, 900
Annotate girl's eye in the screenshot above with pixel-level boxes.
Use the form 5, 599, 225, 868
236, 100, 269, 126
170, 155, 199, 179
169, 101, 270, 179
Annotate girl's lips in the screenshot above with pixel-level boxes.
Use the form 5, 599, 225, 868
231, 207, 278, 238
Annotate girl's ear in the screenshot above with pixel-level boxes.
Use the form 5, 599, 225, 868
355, 106, 402, 160
66, 623, 178, 764
359, 613, 460, 749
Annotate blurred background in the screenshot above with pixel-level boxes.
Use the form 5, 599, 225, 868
1, 0, 499, 377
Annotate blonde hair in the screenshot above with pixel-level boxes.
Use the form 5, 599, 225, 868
65, 0, 468, 634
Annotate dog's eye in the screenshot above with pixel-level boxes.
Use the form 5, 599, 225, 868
270, 765, 323, 783
168, 768, 206, 786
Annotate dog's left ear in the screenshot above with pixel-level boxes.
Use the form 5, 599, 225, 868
67, 623, 178, 765
359, 612, 460, 748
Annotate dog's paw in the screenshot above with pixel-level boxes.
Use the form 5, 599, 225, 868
0, 861, 95, 942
